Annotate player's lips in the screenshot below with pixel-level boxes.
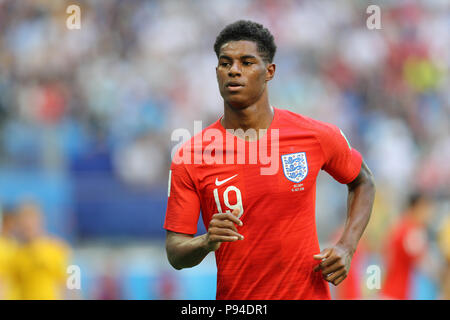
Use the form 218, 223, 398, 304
225, 81, 245, 92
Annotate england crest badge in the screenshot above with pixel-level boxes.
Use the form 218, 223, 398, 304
281, 152, 308, 183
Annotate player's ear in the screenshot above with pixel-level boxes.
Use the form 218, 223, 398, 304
265, 63, 275, 82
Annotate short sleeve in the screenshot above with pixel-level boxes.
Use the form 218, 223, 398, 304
164, 159, 201, 235
317, 124, 363, 184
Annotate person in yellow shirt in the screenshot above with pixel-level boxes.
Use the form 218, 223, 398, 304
0, 206, 19, 300
438, 215, 450, 299
14, 202, 71, 300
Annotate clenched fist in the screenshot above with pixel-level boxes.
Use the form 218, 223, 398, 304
313, 245, 354, 286
204, 208, 244, 252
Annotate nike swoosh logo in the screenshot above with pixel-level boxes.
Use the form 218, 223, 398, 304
215, 174, 238, 186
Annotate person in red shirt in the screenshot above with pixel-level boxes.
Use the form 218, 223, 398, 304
164, 20, 376, 300
381, 193, 433, 300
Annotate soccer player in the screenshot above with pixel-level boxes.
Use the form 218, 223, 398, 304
164, 20, 375, 299
381, 193, 433, 300
13, 202, 71, 300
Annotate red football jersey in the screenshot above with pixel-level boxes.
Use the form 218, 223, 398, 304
164, 107, 363, 299
381, 216, 427, 300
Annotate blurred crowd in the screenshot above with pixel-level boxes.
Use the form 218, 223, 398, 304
0, 0, 448, 299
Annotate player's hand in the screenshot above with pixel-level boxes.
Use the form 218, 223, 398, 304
313, 245, 354, 286
204, 209, 244, 252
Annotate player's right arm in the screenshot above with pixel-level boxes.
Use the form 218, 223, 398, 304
164, 148, 243, 270
166, 209, 243, 270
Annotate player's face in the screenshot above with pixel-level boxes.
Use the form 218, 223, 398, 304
216, 40, 275, 108
17, 205, 43, 241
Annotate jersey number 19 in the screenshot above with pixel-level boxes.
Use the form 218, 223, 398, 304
213, 186, 244, 218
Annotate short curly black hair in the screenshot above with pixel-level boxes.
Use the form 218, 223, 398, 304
214, 20, 277, 64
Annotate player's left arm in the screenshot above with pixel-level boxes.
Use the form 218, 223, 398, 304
314, 160, 375, 286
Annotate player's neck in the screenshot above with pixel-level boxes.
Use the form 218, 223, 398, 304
221, 99, 274, 134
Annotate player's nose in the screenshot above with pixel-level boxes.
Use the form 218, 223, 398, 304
228, 62, 241, 77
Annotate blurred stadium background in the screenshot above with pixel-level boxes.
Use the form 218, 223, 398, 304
0, 0, 448, 299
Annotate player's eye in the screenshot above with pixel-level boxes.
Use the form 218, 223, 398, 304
220, 62, 230, 67
243, 61, 253, 66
